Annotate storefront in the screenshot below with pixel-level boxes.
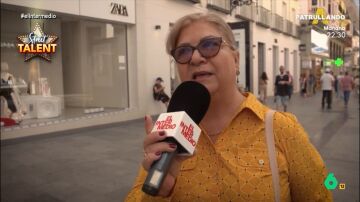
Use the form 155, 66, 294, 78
1, 0, 139, 139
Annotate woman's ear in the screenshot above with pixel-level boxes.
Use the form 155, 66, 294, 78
234, 51, 239, 72
234, 51, 239, 66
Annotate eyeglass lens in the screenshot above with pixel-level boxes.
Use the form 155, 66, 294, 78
172, 37, 222, 64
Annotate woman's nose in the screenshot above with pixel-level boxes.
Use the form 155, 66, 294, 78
189, 49, 206, 66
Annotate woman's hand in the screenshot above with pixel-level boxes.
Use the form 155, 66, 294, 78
142, 115, 189, 197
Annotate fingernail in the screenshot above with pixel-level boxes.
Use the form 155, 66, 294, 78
169, 143, 177, 148
144, 116, 147, 121
159, 131, 165, 136
155, 151, 162, 156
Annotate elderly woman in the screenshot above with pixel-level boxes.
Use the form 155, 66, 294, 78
126, 13, 332, 201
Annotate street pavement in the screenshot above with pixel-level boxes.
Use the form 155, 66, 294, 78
1, 92, 359, 202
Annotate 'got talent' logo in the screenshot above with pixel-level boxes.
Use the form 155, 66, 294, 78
17, 23, 58, 61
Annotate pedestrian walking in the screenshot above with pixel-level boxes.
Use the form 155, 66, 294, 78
273, 84, 277, 103
259, 72, 268, 103
337, 71, 344, 99
126, 12, 332, 202
308, 73, 316, 96
275, 66, 290, 112
286, 70, 293, 100
306, 73, 312, 96
354, 75, 359, 95
300, 73, 307, 97
334, 75, 339, 97
320, 68, 334, 109
340, 72, 355, 108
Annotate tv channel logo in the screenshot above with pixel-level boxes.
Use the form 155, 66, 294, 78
324, 173, 345, 190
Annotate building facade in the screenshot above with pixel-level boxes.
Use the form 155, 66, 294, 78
0, 0, 301, 139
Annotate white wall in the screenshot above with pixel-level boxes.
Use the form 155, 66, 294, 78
136, 0, 206, 116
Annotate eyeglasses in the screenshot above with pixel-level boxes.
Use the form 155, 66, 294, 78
171, 37, 229, 64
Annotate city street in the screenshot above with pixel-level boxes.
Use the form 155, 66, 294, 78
1, 92, 359, 202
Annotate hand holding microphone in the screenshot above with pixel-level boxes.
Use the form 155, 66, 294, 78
142, 116, 188, 196
141, 81, 210, 196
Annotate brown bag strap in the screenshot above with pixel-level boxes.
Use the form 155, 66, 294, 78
265, 109, 281, 202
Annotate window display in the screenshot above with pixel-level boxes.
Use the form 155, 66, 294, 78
0, 62, 27, 123
1, 8, 129, 129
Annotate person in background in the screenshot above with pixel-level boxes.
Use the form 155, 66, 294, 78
286, 70, 293, 100
259, 72, 268, 103
300, 73, 307, 97
125, 13, 332, 201
337, 71, 344, 99
334, 74, 339, 98
153, 77, 170, 108
308, 73, 316, 96
275, 66, 290, 112
273, 80, 277, 103
305, 72, 312, 97
340, 71, 354, 108
313, 73, 317, 95
354, 75, 359, 95
320, 68, 334, 109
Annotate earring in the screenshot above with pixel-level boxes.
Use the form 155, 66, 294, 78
236, 70, 239, 84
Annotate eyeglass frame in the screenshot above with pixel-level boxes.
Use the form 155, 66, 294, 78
170, 36, 233, 64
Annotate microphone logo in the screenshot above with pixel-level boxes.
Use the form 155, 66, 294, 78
155, 116, 176, 130
180, 121, 196, 146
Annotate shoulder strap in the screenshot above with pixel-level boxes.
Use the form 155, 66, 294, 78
265, 109, 281, 202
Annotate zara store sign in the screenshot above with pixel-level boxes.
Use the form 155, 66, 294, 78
110, 2, 128, 16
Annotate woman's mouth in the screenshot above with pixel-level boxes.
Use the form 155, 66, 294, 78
192, 71, 213, 80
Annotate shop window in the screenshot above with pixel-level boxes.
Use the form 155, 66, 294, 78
61, 20, 129, 110
1, 8, 129, 126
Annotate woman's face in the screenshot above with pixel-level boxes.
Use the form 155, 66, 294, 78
175, 21, 239, 95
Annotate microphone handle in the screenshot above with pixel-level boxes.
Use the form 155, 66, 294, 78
142, 139, 178, 196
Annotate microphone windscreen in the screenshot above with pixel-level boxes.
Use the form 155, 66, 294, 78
167, 81, 210, 124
